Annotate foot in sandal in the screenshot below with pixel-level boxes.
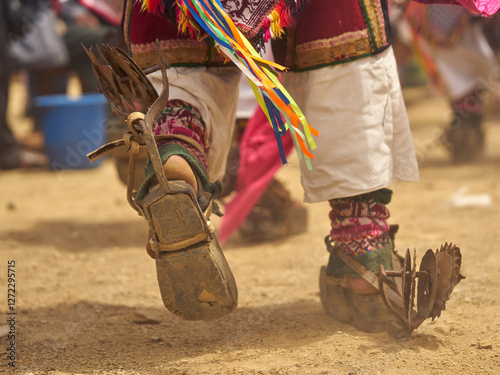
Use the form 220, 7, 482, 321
131, 99, 238, 321
320, 190, 464, 338
85, 46, 237, 321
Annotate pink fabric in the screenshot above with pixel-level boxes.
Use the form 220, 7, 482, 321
79, 0, 124, 26
458, 0, 500, 15
415, 0, 500, 16
219, 106, 294, 243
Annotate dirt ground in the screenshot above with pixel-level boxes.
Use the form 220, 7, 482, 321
1, 77, 500, 375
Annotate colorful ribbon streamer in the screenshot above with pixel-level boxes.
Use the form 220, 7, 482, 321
179, 0, 319, 168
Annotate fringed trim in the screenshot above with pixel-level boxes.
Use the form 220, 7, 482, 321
260, 0, 310, 42
139, 0, 165, 13
177, 0, 202, 39
138, 0, 310, 46
275, 0, 309, 28
139, 0, 177, 22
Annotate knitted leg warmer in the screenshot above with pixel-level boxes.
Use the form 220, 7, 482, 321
136, 99, 212, 201
326, 189, 393, 278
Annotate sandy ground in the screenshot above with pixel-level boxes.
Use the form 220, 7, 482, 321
1, 78, 500, 375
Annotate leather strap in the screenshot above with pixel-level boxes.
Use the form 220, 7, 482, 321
328, 240, 404, 309
87, 133, 206, 163
154, 134, 206, 158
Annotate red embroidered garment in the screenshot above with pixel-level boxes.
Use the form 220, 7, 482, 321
137, 0, 309, 39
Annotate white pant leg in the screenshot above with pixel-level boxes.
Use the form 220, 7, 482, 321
281, 47, 419, 203
431, 22, 499, 100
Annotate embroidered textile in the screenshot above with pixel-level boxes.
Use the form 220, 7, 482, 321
329, 198, 390, 257
128, 0, 392, 70
153, 99, 209, 171
222, 0, 282, 37
126, 0, 226, 68
326, 190, 394, 277
131, 0, 500, 71
137, 0, 309, 44
273, 0, 392, 71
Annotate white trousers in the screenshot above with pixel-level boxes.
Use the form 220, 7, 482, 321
148, 46, 419, 203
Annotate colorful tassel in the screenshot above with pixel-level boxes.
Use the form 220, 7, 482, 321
177, 1, 201, 38
268, 10, 284, 40
140, 0, 165, 13
137, 0, 317, 167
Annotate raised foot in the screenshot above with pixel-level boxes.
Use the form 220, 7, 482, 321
144, 156, 238, 320
150, 155, 198, 195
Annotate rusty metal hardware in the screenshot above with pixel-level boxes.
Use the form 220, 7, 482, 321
378, 243, 464, 335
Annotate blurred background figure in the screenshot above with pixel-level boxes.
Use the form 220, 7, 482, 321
31, 0, 125, 97
1, 0, 125, 169
28, 0, 126, 151
0, 0, 48, 169
396, 1, 500, 163
481, 12, 500, 60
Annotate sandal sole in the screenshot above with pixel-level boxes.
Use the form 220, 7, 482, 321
156, 238, 238, 321
142, 181, 238, 320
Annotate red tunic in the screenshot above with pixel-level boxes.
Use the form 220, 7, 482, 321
125, 0, 392, 71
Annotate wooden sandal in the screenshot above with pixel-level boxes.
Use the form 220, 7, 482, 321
138, 162, 237, 321
320, 236, 464, 338
85, 43, 237, 321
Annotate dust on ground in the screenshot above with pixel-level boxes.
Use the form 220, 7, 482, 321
1, 79, 500, 374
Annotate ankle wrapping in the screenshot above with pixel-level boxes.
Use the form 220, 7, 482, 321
135, 100, 212, 201
327, 189, 393, 277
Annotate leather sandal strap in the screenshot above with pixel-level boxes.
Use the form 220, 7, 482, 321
87, 139, 126, 163
126, 142, 143, 214
154, 134, 206, 158
329, 240, 404, 309
139, 46, 170, 195
87, 133, 206, 163
327, 236, 428, 335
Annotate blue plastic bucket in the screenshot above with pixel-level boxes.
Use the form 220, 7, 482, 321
35, 93, 108, 170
